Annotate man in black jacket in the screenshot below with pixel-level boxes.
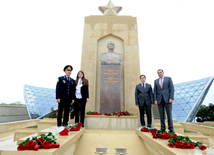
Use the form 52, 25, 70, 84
135, 75, 154, 128
56, 65, 75, 127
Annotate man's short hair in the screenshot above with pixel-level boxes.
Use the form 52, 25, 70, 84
140, 75, 146, 79
157, 69, 164, 72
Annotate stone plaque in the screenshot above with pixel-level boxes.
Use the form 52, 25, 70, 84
99, 41, 123, 114
115, 148, 127, 154
100, 65, 121, 114
95, 147, 107, 154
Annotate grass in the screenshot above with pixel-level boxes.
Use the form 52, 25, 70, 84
205, 125, 214, 128
27, 125, 38, 128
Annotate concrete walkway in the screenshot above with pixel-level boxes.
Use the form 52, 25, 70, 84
74, 129, 148, 155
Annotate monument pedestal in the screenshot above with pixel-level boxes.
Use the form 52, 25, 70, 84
100, 65, 121, 113
85, 115, 138, 130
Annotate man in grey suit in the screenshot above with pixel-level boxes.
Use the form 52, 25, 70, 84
135, 75, 154, 128
154, 69, 175, 132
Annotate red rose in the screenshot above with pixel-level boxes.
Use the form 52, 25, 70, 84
70, 126, 74, 131
42, 141, 50, 147
45, 144, 51, 149
157, 133, 162, 137
32, 142, 37, 146
183, 141, 188, 147
39, 145, 43, 149
199, 145, 206, 150
172, 133, 177, 137
50, 143, 55, 148
181, 144, 186, 149
27, 140, 34, 146
77, 123, 82, 127
39, 137, 43, 142
189, 143, 195, 149
60, 131, 65, 136
23, 145, 28, 150
153, 136, 157, 139
176, 140, 181, 144
151, 133, 156, 136
55, 143, 60, 148
168, 143, 174, 148
17, 144, 24, 151
175, 143, 181, 148
34, 145, 39, 151
161, 136, 166, 139
169, 135, 173, 138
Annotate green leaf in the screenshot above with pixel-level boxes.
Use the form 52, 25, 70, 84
185, 136, 190, 141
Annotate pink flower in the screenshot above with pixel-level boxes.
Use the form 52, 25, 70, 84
34, 145, 39, 151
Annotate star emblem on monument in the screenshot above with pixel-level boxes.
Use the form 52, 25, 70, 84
99, 0, 122, 16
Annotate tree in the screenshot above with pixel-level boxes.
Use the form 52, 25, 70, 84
196, 103, 214, 122
10, 101, 23, 105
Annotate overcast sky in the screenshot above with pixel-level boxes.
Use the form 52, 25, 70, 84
0, 0, 214, 105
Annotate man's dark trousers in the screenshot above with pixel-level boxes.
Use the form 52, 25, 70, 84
139, 99, 152, 127
57, 102, 70, 126
158, 95, 173, 130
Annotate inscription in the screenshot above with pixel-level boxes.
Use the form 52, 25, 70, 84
102, 69, 119, 84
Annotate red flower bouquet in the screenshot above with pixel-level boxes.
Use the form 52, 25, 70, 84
69, 123, 82, 132
104, 111, 134, 117
17, 132, 60, 151
141, 127, 149, 132
168, 135, 207, 150
86, 111, 102, 115
151, 130, 176, 140
59, 127, 69, 136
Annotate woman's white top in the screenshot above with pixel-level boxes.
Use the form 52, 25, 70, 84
75, 78, 83, 99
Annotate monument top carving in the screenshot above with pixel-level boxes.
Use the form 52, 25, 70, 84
99, 1, 122, 16
99, 41, 123, 65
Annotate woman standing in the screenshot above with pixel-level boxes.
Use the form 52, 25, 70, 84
74, 71, 89, 127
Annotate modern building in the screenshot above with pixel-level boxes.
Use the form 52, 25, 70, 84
172, 76, 214, 122
24, 77, 214, 122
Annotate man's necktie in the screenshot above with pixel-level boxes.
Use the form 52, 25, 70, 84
160, 78, 163, 89
67, 77, 70, 81
143, 83, 145, 92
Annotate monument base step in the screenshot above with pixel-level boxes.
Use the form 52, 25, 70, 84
154, 119, 184, 134
0, 126, 85, 155
37, 118, 74, 131
85, 115, 139, 130
136, 129, 213, 155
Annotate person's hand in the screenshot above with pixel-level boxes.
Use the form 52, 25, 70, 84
151, 104, 154, 107
86, 98, 89, 103
71, 100, 74, 104
136, 105, 139, 107
169, 99, 173, 104
154, 100, 158, 105
57, 99, 60, 103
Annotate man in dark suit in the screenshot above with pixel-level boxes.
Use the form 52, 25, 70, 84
135, 75, 154, 128
56, 65, 75, 128
154, 69, 175, 132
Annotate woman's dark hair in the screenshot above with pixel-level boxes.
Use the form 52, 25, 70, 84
75, 71, 88, 86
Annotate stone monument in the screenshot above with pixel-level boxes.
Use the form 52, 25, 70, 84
80, 1, 141, 115
99, 41, 123, 113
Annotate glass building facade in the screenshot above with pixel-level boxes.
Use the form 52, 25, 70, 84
24, 85, 57, 119
24, 77, 214, 121
172, 76, 214, 122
